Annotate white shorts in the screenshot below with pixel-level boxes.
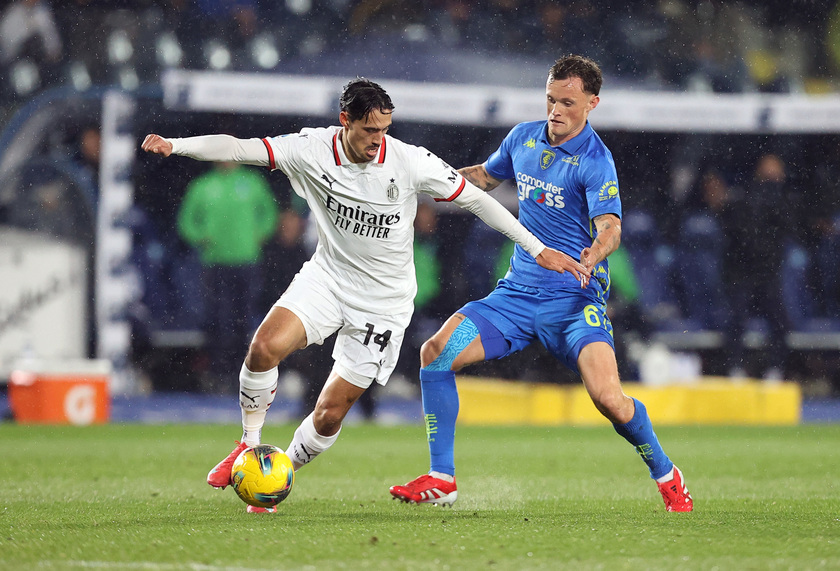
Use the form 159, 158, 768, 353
275, 262, 413, 389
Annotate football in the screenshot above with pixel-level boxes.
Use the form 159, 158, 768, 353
230, 444, 295, 508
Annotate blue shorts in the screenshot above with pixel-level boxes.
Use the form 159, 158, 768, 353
459, 279, 614, 374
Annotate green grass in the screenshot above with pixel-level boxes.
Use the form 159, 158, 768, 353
1, 423, 838, 570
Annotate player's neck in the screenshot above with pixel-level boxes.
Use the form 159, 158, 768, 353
339, 129, 371, 164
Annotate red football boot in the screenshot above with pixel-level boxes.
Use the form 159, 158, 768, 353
657, 466, 693, 512
390, 474, 458, 506
207, 441, 248, 489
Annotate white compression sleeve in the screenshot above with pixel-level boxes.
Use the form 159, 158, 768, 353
167, 134, 270, 166
452, 182, 546, 258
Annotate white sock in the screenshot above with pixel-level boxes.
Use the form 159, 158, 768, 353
429, 471, 455, 483
239, 364, 278, 446
655, 466, 676, 483
286, 412, 341, 470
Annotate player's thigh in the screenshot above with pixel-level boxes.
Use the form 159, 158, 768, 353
273, 265, 345, 348
249, 306, 309, 364
537, 291, 615, 373
331, 305, 413, 388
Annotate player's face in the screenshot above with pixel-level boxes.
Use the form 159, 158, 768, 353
545, 76, 599, 147
339, 109, 392, 163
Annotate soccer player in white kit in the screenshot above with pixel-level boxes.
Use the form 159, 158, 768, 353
141, 78, 588, 512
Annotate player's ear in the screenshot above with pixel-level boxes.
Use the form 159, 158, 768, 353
588, 95, 600, 111
339, 111, 350, 128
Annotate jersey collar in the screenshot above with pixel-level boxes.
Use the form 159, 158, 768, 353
541, 121, 594, 154
332, 129, 387, 167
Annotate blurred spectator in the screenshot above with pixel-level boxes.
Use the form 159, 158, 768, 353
676, 168, 738, 332
347, 0, 428, 38
174, 0, 260, 70
261, 202, 310, 310
605, 245, 647, 379
428, 0, 479, 48
533, 2, 606, 63
0, 0, 64, 97
0, 0, 62, 65
828, 1, 840, 77
485, 0, 540, 53
7, 170, 87, 245
657, 0, 753, 92
808, 138, 840, 320
462, 217, 507, 301
725, 153, 801, 379
74, 125, 101, 176
177, 161, 278, 390
619, 208, 680, 329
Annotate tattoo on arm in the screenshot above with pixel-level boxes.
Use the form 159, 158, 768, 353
592, 214, 621, 258
458, 165, 501, 192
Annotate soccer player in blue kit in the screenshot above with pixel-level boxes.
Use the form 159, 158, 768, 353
390, 55, 693, 512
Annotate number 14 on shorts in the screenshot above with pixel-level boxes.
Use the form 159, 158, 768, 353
363, 323, 392, 351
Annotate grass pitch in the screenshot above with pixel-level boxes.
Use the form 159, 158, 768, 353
0, 422, 838, 570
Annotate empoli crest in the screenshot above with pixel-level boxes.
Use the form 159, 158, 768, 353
540, 149, 556, 170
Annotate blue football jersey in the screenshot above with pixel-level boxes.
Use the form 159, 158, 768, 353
484, 120, 621, 294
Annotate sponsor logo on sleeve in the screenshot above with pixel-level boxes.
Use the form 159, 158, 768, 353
598, 180, 619, 201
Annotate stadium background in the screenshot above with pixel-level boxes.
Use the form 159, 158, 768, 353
1, 0, 840, 424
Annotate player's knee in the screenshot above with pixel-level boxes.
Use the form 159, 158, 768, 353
591, 390, 633, 424
420, 337, 444, 368
246, 332, 281, 370
312, 401, 345, 436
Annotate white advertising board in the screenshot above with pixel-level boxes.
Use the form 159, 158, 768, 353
0, 228, 88, 378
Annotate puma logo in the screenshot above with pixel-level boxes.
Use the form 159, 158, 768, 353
321, 173, 336, 189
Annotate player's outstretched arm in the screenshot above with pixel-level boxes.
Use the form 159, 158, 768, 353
452, 181, 589, 280
459, 164, 502, 192
140, 133, 270, 166
141, 134, 173, 157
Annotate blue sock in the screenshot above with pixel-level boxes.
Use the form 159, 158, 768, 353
420, 368, 459, 476
613, 398, 673, 480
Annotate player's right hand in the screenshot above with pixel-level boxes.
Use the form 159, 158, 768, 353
535, 247, 590, 286
141, 134, 173, 157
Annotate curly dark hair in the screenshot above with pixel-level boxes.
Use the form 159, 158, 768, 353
548, 55, 603, 96
339, 77, 395, 122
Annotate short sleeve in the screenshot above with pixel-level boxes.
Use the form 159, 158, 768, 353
262, 131, 309, 174
484, 126, 517, 181
582, 150, 622, 220
415, 148, 467, 203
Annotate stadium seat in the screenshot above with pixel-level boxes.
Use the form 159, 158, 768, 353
676, 212, 728, 330
781, 240, 817, 325
620, 209, 680, 327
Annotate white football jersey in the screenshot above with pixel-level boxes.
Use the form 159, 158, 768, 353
262, 126, 466, 314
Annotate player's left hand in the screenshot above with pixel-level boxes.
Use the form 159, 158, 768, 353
535, 248, 590, 286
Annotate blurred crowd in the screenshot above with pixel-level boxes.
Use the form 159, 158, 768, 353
3, 0, 840, 399
2, 0, 840, 106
